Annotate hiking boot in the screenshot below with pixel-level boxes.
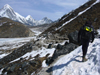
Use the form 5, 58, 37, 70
82, 57, 88, 62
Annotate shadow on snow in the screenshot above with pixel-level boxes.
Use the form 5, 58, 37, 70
46, 55, 82, 73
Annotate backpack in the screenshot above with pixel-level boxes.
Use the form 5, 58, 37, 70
81, 25, 93, 40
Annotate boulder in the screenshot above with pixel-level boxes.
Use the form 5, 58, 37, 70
53, 43, 78, 59
46, 43, 78, 65
64, 41, 69, 45
45, 57, 54, 65
56, 44, 63, 50
68, 30, 79, 45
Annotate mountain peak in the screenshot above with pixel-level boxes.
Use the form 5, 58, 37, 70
0, 4, 53, 26
26, 15, 32, 19
26, 15, 35, 21
42, 17, 49, 20
3, 4, 12, 10
41, 17, 52, 23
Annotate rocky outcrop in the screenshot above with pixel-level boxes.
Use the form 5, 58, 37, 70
43, 33, 68, 45
1, 53, 50, 75
0, 42, 33, 65
0, 37, 51, 75
46, 42, 78, 65
46, 30, 80, 65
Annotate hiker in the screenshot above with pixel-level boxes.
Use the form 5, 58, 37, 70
78, 21, 95, 62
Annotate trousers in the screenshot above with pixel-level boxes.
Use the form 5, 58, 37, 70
81, 39, 90, 58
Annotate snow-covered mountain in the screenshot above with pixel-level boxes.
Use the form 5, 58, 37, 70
0, 4, 28, 25
26, 15, 37, 26
37, 17, 53, 25
0, 4, 53, 26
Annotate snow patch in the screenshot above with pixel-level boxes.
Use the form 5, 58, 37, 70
53, 39, 100, 75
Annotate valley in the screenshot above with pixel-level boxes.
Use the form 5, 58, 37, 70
0, 0, 100, 75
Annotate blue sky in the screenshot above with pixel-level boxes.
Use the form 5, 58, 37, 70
0, 0, 88, 21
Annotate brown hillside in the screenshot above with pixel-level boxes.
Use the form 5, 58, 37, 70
55, 1, 100, 36
40, 0, 99, 37
0, 17, 34, 38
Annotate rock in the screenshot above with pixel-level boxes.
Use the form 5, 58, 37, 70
45, 57, 54, 65
3, 63, 20, 74
48, 44, 52, 48
64, 41, 69, 46
34, 39, 44, 48
33, 54, 40, 59
56, 44, 63, 50
32, 46, 39, 50
29, 61, 37, 67
46, 43, 78, 65
0, 42, 33, 65
68, 30, 79, 45
1, 52, 50, 75
21, 61, 30, 69
44, 39, 55, 44
56, 43, 78, 56
0, 64, 3, 69
21, 63, 36, 75
52, 49, 59, 59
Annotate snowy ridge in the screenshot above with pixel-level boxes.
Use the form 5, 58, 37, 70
0, 4, 53, 26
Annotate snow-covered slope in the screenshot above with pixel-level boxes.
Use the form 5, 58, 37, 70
0, 4, 53, 26
0, 29, 100, 75
53, 38, 100, 75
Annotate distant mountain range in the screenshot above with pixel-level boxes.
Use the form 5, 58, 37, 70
0, 4, 53, 26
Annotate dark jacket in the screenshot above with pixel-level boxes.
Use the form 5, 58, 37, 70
78, 24, 95, 44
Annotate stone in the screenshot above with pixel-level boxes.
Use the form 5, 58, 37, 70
46, 43, 78, 65
56, 44, 63, 50
68, 30, 79, 45
48, 44, 52, 48
45, 57, 54, 65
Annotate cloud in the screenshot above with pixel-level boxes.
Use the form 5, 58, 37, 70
0, 0, 89, 21
41, 0, 88, 8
